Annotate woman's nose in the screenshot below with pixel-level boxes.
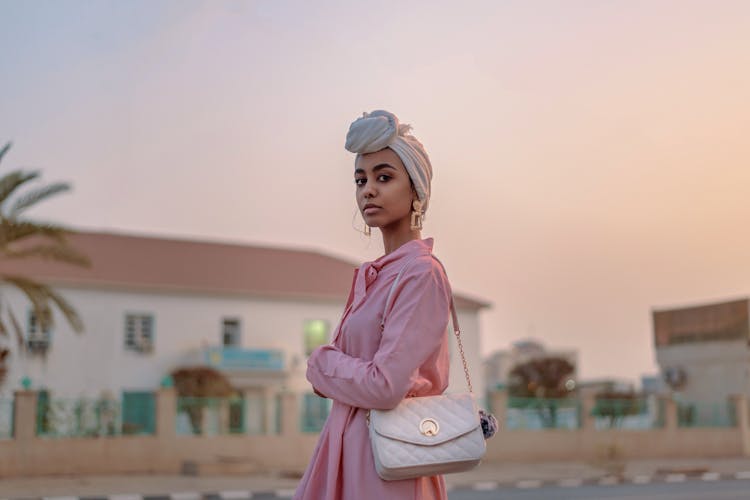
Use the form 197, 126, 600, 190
361, 178, 377, 198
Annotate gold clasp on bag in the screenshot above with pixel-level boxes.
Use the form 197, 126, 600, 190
419, 418, 439, 436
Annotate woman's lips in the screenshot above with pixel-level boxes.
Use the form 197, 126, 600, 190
363, 206, 381, 215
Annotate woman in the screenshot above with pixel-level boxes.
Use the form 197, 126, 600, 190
294, 110, 452, 500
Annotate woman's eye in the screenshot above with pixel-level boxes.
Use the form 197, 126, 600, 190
377, 175, 390, 182
355, 178, 366, 186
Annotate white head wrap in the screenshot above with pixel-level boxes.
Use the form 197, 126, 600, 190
345, 110, 433, 212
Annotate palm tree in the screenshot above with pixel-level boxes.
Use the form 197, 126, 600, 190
0, 141, 90, 385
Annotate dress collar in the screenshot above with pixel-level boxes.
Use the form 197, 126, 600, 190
350, 238, 434, 312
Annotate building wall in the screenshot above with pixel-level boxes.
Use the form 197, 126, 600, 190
656, 339, 750, 404
0, 284, 484, 400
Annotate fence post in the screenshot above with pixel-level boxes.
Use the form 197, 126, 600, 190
263, 386, 276, 435
731, 394, 750, 456
581, 392, 596, 430
13, 390, 37, 441
280, 391, 300, 437
662, 396, 678, 431
156, 387, 176, 438
488, 389, 507, 431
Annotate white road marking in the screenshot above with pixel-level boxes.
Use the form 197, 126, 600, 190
171, 493, 201, 500
558, 478, 583, 487
275, 489, 297, 498
702, 472, 721, 481
632, 475, 652, 484
735, 471, 750, 479
516, 479, 542, 489
665, 473, 686, 483
473, 481, 499, 490
599, 476, 619, 486
220, 491, 253, 499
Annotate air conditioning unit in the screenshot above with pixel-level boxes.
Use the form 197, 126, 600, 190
27, 331, 50, 352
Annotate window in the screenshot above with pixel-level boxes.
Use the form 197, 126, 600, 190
222, 318, 241, 347
27, 309, 52, 353
125, 314, 154, 353
304, 319, 329, 356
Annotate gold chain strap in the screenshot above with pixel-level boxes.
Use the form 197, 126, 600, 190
453, 327, 473, 394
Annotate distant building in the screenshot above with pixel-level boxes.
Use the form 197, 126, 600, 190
653, 297, 750, 426
484, 339, 578, 391
640, 374, 666, 396
0, 230, 489, 431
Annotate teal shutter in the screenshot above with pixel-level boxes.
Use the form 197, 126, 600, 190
121, 391, 156, 435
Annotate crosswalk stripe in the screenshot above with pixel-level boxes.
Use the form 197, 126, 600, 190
558, 478, 583, 487
516, 479, 541, 489
110, 495, 143, 500
219, 491, 253, 499
472, 481, 498, 490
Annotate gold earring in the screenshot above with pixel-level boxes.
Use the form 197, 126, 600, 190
364, 223, 371, 236
410, 200, 423, 230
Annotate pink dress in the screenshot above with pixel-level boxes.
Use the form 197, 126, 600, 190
294, 238, 451, 500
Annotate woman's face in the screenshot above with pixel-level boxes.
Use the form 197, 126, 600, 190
354, 148, 415, 231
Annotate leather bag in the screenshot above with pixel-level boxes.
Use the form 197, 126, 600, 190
368, 255, 487, 481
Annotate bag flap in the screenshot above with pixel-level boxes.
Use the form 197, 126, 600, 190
370, 393, 480, 446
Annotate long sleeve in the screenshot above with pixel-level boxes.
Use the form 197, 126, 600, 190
306, 256, 451, 410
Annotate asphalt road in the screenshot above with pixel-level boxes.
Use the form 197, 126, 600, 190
447, 478, 750, 500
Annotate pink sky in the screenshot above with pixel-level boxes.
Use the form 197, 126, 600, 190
2, 0, 750, 383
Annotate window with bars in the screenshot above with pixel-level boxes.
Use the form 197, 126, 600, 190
222, 318, 241, 347
27, 309, 52, 352
124, 313, 154, 353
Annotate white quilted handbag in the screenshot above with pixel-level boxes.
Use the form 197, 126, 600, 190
368, 255, 487, 481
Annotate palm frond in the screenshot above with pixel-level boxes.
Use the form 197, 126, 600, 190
45, 288, 84, 333
0, 170, 40, 207
7, 308, 25, 350
0, 142, 11, 165
0, 219, 70, 247
9, 182, 71, 217
3, 243, 91, 267
1, 275, 54, 333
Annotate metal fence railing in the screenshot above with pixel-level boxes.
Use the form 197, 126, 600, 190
0, 398, 13, 439
677, 400, 736, 428
591, 397, 658, 429
300, 393, 331, 433
36, 394, 156, 437
176, 397, 244, 435
506, 397, 581, 430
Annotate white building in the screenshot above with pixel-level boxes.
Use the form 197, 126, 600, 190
0, 230, 489, 431
653, 297, 750, 426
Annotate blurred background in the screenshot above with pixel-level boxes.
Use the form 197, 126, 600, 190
2, 1, 750, 498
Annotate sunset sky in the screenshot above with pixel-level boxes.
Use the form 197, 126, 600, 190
2, 0, 750, 383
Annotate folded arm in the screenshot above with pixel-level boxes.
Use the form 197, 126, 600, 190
306, 257, 451, 410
